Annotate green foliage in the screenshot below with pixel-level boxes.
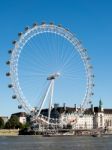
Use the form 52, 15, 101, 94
9, 115, 20, 129
4, 121, 11, 129
21, 122, 30, 129
4, 115, 30, 129
0, 117, 4, 129
4, 115, 22, 129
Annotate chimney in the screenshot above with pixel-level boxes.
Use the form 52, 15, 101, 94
74, 104, 77, 111
54, 103, 59, 109
63, 103, 66, 110
99, 99, 103, 112
91, 104, 94, 112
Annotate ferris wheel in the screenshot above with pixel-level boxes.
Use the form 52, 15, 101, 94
6, 22, 94, 125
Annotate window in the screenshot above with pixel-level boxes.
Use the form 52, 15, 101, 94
100, 114, 103, 127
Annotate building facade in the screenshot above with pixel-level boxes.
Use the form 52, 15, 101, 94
59, 100, 112, 130
10, 100, 112, 130
11, 112, 27, 124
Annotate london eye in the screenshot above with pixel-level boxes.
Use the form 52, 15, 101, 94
6, 22, 94, 126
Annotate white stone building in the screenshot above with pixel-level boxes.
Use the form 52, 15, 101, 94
59, 100, 112, 130
11, 100, 112, 130
11, 112, 27, 124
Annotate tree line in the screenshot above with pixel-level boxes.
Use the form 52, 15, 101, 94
0, 116, 29, 129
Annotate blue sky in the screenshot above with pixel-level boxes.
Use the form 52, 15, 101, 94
0, 0, 112, 116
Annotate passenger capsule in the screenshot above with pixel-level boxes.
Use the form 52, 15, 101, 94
91, 75, 95, 78
12, 40, 17, 45
33, 22, 38, 27
82, 48, 87, 52
86, 57, 90, 60
8, 50, 12, 54
58, 24, 62, 27
12, 95, 17, 99
91, 92, 94, 96
41, 21, 46, 25
89, 65, 93, 69
25, 26, 29, 31
18, 105, 22, 109
6, 72, 10, 76
8, 84, 13, 88
50, 22, 54, 25
18, 32, 23, 37
6, 61, 10, 65
92, 84, 95, 87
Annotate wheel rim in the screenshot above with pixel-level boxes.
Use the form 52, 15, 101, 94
8, 23, 94, 115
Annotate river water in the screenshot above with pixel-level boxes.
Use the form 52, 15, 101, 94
0, 135, 112, 150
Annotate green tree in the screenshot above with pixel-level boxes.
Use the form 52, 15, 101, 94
21, 122, 30, 129
9, 115, 20, 129
5, 118, 23, 129
0, 117, 4, 129
4, 116, 30, 129
4, 121, 11, 129
4, 115, 21, 129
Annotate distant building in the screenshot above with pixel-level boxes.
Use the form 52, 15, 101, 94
11, 112, 27, 124
40, 100, 112, 130
0, 116, 8, 124
64, 100, 112, 130
11, 100, 112, 130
